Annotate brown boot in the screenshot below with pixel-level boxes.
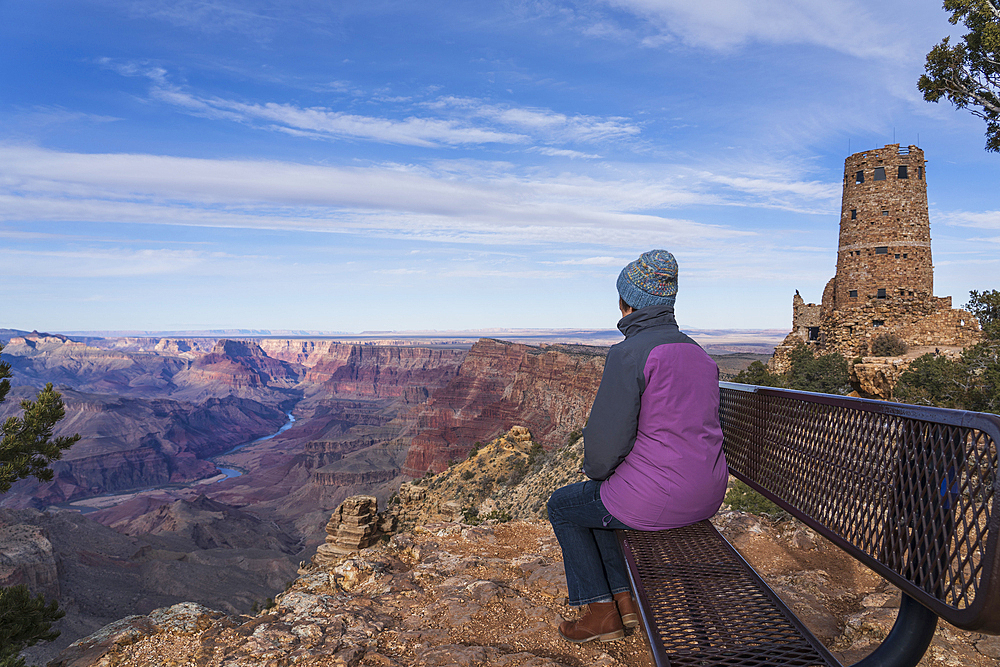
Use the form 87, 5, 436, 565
558, 600, 625, 643
614, 591, 639, 629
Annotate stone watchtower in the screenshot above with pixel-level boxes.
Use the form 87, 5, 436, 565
772, 144, 980, 373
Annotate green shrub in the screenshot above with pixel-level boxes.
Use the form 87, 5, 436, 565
567, 429, 583, 446
725, 480, 785, 518
461, 470, 474, 481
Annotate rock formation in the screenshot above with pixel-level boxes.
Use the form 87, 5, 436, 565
402, 340, 605, 475
310, 495, 396, 567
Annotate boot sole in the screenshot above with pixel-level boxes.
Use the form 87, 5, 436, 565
558, 628, 626, 644
620, 613, 639, 629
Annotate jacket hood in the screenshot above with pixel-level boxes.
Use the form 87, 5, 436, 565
617, 304, 677, 338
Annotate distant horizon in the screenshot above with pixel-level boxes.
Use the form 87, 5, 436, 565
2, 325, 786, 355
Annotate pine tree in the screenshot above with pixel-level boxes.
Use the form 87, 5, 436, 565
0, 342, 78, 666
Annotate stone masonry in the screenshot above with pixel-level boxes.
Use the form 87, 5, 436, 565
772, 144, 981, 373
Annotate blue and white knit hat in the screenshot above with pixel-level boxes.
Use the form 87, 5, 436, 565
616, 249, 678, 310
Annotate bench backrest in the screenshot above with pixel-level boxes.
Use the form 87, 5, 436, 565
719, 382, 1000, 633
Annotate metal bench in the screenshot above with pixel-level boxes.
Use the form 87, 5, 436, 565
617, 382, 1000, 667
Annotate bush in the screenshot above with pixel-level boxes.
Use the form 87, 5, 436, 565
733, 360, 785, 387
870, 333, 908, 357
725, 480, 785, 518
461, 470, 474, 481
567, 429, 583, 446
734, 345, 850, 395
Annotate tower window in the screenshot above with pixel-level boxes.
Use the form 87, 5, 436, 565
874, 167, 886, 180
855, 170, 865, 184
808, 327, 819, 341
895, 253, 900, 259
849, 290, 858, 298
850, 209, 857, 219
882, 210, 889, 216
898, 165, 908, 178
918, 166, 924, 179
908, 291, 913, 295
877, 288, 886, 298
873, 320, 885, 327
903, 253, 908, 258
899, 289, 905, 296
875, 246, 888, 254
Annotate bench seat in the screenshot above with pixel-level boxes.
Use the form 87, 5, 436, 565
619, 521, 839, 667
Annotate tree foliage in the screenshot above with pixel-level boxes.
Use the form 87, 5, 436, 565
0, 586, 64, 667
0, 348, 79, 493
896, 344, 1000, 414
918, 0, 1000, 151
0, 343, 78, 664
896, 291, 1000, 414
733, 344, 851, 395
966, 289, 1000, 340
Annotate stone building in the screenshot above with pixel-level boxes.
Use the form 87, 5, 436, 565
772, 144, 981, 373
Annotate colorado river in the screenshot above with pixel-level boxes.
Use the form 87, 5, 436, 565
65, 409, 298, 512
211, 410, 297, 479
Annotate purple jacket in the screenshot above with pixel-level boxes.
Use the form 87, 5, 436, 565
583, 305, 728, 530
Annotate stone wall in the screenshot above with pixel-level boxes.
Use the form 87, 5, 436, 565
773, 145, 982, 377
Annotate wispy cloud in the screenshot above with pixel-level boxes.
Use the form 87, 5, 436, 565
0, 145, 766, 248
100, 61, 642, 149
937, 210, 1000, 230
0, 247, 226, 278
600, 0, 903, 59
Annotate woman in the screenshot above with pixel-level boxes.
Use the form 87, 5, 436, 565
547, 249, 729, 643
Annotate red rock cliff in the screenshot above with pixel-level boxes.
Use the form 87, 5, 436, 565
305, 345, 465, 402
402, 339, 606, 475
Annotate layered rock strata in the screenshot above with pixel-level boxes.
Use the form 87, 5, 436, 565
402, 340, 605, 475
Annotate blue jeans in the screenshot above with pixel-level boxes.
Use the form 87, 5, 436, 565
547, 480, 633, 606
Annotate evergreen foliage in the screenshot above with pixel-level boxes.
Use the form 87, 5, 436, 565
919, 0, 1000, 151
733, 344, 851, 395
895, 291, 1000, 414
966, 289, 1000, 341
0, 343, 79, 664
0, 586, 64, 667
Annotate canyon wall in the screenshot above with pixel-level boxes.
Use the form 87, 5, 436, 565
401, 339, 606, 475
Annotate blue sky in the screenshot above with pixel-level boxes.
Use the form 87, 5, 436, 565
2, 0, 998, 333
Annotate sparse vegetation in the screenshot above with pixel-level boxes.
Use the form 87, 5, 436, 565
870, 333, 909, 357
567, 429, 582, 446
894, 289, 1000, 415
461, 470, 474, 480
733, 344, 851, 395
725, 480, 785, 518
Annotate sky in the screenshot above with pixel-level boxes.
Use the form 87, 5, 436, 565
2, 0, 998, 333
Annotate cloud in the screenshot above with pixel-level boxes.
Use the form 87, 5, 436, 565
0, 145, 769, 249
0, 247, 225, 278
600, 0, 902, 59
101, 62, 643, 150
937, 210, 1000, 230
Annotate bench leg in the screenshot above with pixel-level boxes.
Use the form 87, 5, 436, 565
848, 593, 937, 667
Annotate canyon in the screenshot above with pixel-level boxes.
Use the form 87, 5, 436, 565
0, 329, 767, 663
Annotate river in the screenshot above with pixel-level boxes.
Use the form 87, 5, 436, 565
65, 410, 297, 512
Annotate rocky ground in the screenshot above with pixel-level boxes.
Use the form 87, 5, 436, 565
49, 512, 1000, 667
35, 426, 1000, 666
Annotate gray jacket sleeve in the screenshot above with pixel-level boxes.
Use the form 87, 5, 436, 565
583, 344, 643, 480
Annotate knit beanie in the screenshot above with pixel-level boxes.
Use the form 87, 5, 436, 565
616, 249, 678, 310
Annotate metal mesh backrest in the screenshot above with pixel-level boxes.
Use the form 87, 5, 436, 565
719, 383, 1000, 632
